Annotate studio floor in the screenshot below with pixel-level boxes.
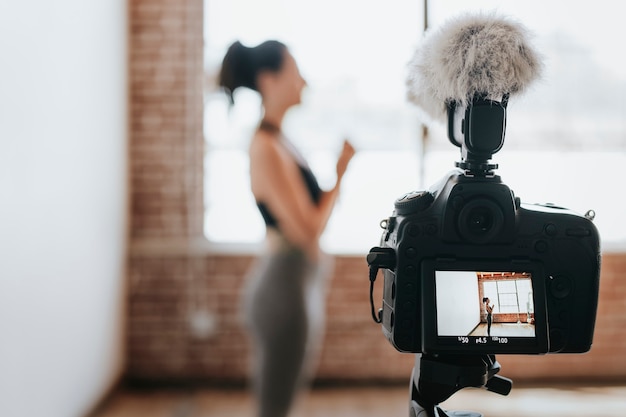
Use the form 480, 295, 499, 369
91, 383, 626, 417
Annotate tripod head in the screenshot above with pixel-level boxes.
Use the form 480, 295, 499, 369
447, 94, 509, 176
410, 354, 512, 417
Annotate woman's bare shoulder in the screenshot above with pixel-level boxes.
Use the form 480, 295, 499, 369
250, 129, 281, 157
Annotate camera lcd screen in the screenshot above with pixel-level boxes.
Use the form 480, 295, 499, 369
421, 261, 548, 354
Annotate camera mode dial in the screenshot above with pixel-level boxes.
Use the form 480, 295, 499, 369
395, 191, 434, 215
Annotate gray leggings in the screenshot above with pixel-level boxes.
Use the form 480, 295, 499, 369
243, 247, 331, 417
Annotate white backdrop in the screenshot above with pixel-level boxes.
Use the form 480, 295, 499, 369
0, 1, 128, 416
435, 271, 481, 336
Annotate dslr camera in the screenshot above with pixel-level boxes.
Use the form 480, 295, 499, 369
367, 96, 601, 355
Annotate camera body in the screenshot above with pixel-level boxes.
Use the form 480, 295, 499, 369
368, 97, 601, 356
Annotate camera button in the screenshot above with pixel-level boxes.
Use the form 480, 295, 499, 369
534, 240, 549, 253
545, 223, 557, 236
405, 247, 417, 258
394, 191, 434, 214
550, 276, 572, 299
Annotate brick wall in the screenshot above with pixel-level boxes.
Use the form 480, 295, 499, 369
127, 0, 626, 386
126, 251, 626, 385
129, 0, 204, 241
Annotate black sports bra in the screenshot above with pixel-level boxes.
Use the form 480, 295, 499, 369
255, 121, 322, 229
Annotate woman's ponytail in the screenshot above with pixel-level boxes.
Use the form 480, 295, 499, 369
218, 40, 287, 105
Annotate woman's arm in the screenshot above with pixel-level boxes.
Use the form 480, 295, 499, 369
250, 134, 355, 248
312, 140, 355, 236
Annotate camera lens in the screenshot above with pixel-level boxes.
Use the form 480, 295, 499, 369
458, 198, 504, 243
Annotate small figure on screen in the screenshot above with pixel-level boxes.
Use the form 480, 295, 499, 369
483, 297, 494, 336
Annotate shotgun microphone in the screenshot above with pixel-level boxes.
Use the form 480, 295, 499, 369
406, 12, 543, 122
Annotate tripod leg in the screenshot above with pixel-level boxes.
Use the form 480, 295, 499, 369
409, 355, 438, 417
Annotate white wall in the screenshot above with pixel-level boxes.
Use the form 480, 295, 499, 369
0, 1, 127, 416
435, 271, 481, 336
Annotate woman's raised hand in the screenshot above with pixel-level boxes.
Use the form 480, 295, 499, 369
336, 139, 356, 182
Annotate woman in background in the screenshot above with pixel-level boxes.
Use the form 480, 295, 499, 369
483, 297, 494, 336
218, 40, 355, 417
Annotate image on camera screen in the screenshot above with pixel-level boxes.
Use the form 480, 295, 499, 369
435, 270, 535, 344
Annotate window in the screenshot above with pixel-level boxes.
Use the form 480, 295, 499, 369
203, 0, 424, 253
483, 279, 534, 315
204, 0, 626, 253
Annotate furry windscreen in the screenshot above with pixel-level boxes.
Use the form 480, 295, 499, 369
406, 12, 543, 122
